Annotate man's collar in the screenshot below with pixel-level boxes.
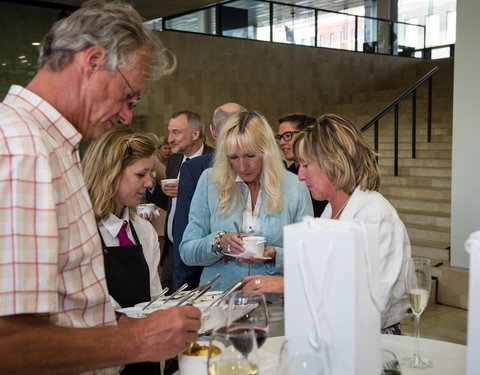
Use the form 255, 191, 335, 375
183, 142, 204, 161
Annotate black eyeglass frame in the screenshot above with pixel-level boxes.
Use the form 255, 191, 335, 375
275, 130, 300, 142
116, 67, 141, 109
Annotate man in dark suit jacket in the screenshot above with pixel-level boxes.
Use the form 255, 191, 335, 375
147, 110, 214, 293
173, 103, 246, 289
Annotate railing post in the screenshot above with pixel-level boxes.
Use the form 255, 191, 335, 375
412, 89, 417, 158
314, 10, 318, 47
395, 104, 399, 176
374, 120, 379, 163
216, 4, 222, 36
428, 76, 433, 142
355, 16, 358, 52
269, 2, 273, 42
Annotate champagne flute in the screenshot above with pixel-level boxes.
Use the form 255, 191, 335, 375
402, 257, 433, 369
207, 327, 259, 375
226, 291, 269, 350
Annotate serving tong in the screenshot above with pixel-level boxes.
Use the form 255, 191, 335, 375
175, 273, 222, 306
203, 279, 244, 313
141, 286, 169, 311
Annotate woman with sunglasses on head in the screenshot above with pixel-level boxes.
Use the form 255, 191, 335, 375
83, 126, 162, 374
276, 113, 328, 217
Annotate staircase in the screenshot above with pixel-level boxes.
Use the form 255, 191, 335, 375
324, 59, 468, 309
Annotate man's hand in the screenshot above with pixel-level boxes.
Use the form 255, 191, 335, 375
123, 305, 202, 362
161, 182, 178, 198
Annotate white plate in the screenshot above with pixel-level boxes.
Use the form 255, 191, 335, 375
115, 306, 160, 319
224, 253, 271, 260
134, 291, 223, 309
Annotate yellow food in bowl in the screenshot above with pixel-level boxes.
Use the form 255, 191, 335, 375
183, 342, 221, 357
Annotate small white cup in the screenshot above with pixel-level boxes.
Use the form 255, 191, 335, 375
242, 236, 266, 258
136, 203, 156, 216
160, 178, 178, 188
178, 341, 223, 375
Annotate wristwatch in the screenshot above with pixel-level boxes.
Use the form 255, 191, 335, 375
211, 231, 226, 256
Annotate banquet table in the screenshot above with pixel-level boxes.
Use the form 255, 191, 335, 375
259, 334, 466, 375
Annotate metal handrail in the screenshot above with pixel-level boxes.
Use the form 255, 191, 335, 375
360, 66, 440, 176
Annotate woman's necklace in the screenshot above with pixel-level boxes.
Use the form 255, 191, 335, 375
332, 197, 350, 220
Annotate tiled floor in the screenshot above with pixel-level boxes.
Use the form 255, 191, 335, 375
401, 303, 468, 345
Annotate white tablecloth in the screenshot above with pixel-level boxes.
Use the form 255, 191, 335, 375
260, 335, 466, 375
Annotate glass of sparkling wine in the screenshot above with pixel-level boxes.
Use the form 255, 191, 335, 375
402, 257, 432, 369
207, 327, 259, 375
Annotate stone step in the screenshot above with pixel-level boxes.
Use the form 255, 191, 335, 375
378, 157, 451, 168
381, 166, 451, 178
430, 261, 469, 309
382, 175, 451, 189
374, 141, 452, 151
367, 133, 453, 143
377, 149, 452, 159
411, 240, 450, 261
388, 196, 451, 214
380, 185, 451, 200
398, 208, 451, 227
406, 223, 450, 244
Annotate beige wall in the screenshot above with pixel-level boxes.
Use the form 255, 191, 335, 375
133, 30, 441, 142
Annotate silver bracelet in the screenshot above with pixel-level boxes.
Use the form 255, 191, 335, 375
211, 231, 226, 256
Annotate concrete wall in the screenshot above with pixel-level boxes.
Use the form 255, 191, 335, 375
450, 0, 480, 269
134, 30, 441, 143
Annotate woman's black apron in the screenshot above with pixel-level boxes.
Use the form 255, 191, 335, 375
100, 222, 160, 375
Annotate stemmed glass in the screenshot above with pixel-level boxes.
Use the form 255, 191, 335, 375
402, 257, 433, 369
226, 291, 269, 350
207, 327, 259, 375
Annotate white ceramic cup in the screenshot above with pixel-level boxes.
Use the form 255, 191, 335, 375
136, 203, 156, 216
160, 178, 178, 188
178, 341, 223, 375
242, 236, 266, 258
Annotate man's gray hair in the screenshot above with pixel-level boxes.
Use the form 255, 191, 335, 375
171, 110, 204, 138
38, 0, 175, 80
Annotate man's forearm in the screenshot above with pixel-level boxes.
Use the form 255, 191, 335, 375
0, 315, 134, 374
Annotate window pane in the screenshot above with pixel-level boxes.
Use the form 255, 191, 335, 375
165, 8, 216, 35
221, 0, 270, 41
272, 4, 315, 46
317, 11, 357, 51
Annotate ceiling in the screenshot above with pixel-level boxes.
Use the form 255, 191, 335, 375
25, 0, 367, 21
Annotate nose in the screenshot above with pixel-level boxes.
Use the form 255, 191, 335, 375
145, 174, 155, 189
118, 105, 133, 125
168, 133, 175, 144
297, 166, 306, 181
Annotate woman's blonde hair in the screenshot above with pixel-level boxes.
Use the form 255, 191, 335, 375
82, 125, 157, 222
211, 110, 285, 216
293, 114, 380, 194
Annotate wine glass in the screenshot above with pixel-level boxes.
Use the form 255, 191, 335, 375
226, 291, 269, 350
401, 257, 432, 369
278, 339, 326, 375
207, 327, 259, 375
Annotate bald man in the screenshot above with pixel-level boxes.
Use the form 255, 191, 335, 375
173, 102, 246, 289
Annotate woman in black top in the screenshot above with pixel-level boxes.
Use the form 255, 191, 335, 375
276, 113, 328, 216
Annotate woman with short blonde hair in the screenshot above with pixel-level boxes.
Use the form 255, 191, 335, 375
180, 110, 313, 290
294, 113, 410, 332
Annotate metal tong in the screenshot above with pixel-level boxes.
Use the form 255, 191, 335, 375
175, 273, 221, 306
203, 279, 244, 313
141, 286, 169, 311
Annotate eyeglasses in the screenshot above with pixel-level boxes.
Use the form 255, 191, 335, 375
275, 131, 300, 143
116, 67, 141, 109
